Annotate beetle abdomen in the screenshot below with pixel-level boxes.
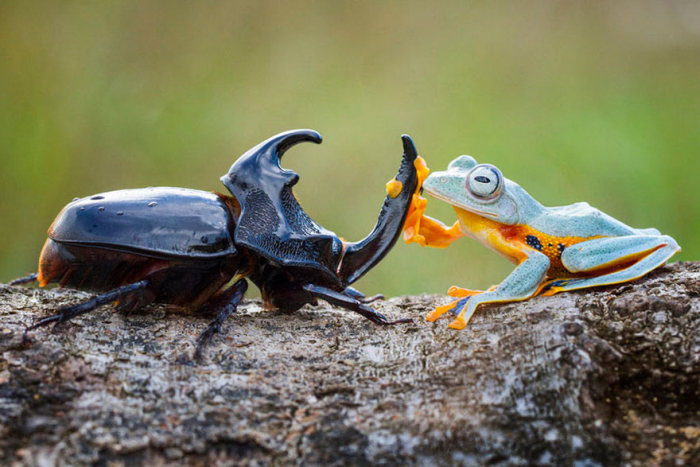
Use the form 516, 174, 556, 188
37, 239, 236, 307
49, 187, 237, 258
38, 238, 167, 289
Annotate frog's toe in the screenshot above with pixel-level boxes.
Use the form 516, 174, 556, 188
426, 300, 458, 321
447, 286, 482, 298
540, 287, 562, 297
539, 278, 577, 297
448, 316, 467, 330
427, 296, 471, 323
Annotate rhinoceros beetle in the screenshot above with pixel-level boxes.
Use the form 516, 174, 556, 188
13, 129, 420, 356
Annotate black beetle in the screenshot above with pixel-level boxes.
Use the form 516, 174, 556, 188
12, 129, 420, 356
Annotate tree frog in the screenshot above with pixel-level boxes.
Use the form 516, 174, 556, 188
403, 155, 681, 330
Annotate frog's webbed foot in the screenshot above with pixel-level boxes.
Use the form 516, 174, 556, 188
538, 278, 583, 297
427, 297, 471, 329
426, 296, 471, 322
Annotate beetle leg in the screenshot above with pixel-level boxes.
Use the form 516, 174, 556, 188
343, 286, 384, 303
194, 278, 248, 360
23, 280, 150, 339
360, 294, 384, 304
303, 284, 411, 325
342, 286, 365, 299
115, 288, 156, 316
8, 273, 38, 286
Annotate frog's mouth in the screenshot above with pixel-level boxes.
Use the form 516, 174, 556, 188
423, 185, 499, 219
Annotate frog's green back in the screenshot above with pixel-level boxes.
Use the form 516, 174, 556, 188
530, 202, 655, 238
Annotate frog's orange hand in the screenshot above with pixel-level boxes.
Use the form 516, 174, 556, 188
411, 217, 463, 248
402, 156, 463, 248
402, 156, 430, 245
403, 194, 429, 246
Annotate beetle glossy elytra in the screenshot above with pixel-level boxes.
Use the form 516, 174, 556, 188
13, 129, 420, 357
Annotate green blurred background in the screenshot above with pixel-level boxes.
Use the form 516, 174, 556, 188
1, 1, 698, 296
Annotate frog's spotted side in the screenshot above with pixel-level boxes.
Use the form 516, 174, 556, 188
502, 224, 602, 277
404, 155, 680, 330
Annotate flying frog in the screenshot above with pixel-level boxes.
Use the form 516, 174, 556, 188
403, 155, 681, 330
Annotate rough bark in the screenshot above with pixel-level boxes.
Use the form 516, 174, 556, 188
1, 262, 698, 465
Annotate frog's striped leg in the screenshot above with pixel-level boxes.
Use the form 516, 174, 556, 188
447, 250, 550, 329
541, 235, 680, 296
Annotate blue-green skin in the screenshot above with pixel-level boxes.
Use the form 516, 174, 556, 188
422, 155, 681, 328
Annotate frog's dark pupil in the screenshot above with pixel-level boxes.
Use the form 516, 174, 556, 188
475, 176, 491, 183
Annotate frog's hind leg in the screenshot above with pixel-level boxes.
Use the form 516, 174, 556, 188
544, 235, 680, 295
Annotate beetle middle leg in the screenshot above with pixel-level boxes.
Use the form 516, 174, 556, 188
303, 284, 411, 325
23, 280, 151, 339
194, 278, 248, 359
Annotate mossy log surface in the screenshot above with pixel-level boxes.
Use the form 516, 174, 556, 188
1, 262, 698, 465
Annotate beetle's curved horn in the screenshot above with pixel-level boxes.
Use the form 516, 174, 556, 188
338, 135, 420, 285
238, 129, 322, 167
222, 129, 322, 191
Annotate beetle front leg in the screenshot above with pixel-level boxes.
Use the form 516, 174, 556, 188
338, 136, 421, 285
303, 284, 411, 325
343, 286, 384, 303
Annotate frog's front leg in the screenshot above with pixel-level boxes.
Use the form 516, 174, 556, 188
542, 234, 680, 295
403, 194, 463, 248
430, 249, 550, 328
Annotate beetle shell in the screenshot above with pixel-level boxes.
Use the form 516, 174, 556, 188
49, 187, 237, 258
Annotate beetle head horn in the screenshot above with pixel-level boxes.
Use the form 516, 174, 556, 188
234, 129, 322, 168
221, 129, 323, 207
222, 129, 322, 191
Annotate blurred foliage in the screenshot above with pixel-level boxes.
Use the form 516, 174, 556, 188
1, 0, 698, 296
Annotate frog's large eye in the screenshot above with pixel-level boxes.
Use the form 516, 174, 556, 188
466, 164, 503, 200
